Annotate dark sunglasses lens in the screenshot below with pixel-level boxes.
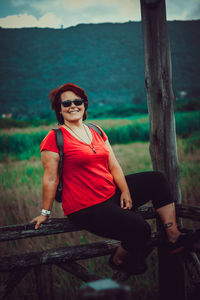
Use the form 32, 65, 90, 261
62, 101, 71, 107
62, 99, 84, 107
74, 99, 84, 106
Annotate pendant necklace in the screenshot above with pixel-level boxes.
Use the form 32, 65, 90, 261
64, 123, 96, 153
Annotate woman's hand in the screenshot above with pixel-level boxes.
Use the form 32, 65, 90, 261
30, 215, 48, 230
120, 191, 133, 210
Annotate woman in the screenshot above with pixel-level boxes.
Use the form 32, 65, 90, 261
31, 83, 192, 274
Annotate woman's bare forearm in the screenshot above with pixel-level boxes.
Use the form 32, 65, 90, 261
42, 175, 59, 210
31, 150, 59, 228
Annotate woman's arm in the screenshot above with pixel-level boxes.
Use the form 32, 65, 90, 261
105, 140, 132, 210
30, 150, 60, 229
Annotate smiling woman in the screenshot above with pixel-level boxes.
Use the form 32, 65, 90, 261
30, 82, 197, 276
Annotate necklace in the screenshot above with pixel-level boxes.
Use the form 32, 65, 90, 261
64, 123, 97, 153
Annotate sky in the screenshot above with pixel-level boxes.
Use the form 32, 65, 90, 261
0, 0, 199, 29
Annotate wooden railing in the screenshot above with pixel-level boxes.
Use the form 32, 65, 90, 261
0, 204, 200, 300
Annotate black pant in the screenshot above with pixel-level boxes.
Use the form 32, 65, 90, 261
68, 171, 173, 254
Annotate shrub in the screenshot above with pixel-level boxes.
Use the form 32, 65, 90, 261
175, 111, 200, 137
174, 98, 200, 112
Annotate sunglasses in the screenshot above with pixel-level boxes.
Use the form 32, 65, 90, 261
61, 99, 85, 107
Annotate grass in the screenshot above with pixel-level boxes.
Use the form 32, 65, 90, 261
1, 111, 200, 162
177, 138, 200, 206
1, 111, 200, 135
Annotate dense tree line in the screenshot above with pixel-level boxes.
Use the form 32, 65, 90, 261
0, 21, 199, 119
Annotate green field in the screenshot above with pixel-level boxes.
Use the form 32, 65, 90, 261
0, 114, 200, 299
0, 111, 200, 161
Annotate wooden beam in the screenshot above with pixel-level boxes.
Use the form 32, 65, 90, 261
0, 240, 120, 272
56, 261, 101, 282
3, 232, 199, 272
0, 218, 81, 242
185, 252, 200, 281
176, 204, 200, 221
0, 267, 31, 300
1, 205, 199, 242
185, 252, 200, 298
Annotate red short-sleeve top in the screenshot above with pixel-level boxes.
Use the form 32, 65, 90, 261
40, 125, 116, 215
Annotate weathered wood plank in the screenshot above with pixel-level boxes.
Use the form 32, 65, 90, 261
186, 252, 200, 280
0, 267, 31, 300
56, 261, 101, 282
176, 204, 200, 221
0, 240, 120, 272
5, 231, 200, 274
0, 205, 199, 242
185, 252, 200, 300
0, 217, 81, 242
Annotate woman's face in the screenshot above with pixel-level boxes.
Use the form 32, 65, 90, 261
60, 90, 85, 123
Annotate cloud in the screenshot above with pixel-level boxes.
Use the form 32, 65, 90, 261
1, 0, 141, 28
166, 0, 200, 20
185, 2, 200, 20
1, 0, 199, 29
38, 12, 62, 27
28, 0, 58, 14
10, 0, 27, 7
29, 0, 141, 22
0, 12, 62, 28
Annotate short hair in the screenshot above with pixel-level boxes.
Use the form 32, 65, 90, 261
49, 83, 88, 124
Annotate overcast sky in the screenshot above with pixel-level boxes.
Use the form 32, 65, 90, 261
0, 0, 199, 29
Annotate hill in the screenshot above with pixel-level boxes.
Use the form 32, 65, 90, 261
0, 21, 199, 119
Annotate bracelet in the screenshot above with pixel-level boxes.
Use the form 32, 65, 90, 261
41, 209, 51, 217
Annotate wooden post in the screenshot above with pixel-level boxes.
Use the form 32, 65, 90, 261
140, 0, 186, 299
140, 0, 181, 203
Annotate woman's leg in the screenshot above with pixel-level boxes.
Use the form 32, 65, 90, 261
68, 185, 152, 270
112, 171, 182, 264
124, 171, 181, 242
69, 171, 181, 269
156, 202, 181, 242
68, 191, 151, 255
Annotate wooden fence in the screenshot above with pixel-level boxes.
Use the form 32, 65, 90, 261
0, 204, 200, 300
